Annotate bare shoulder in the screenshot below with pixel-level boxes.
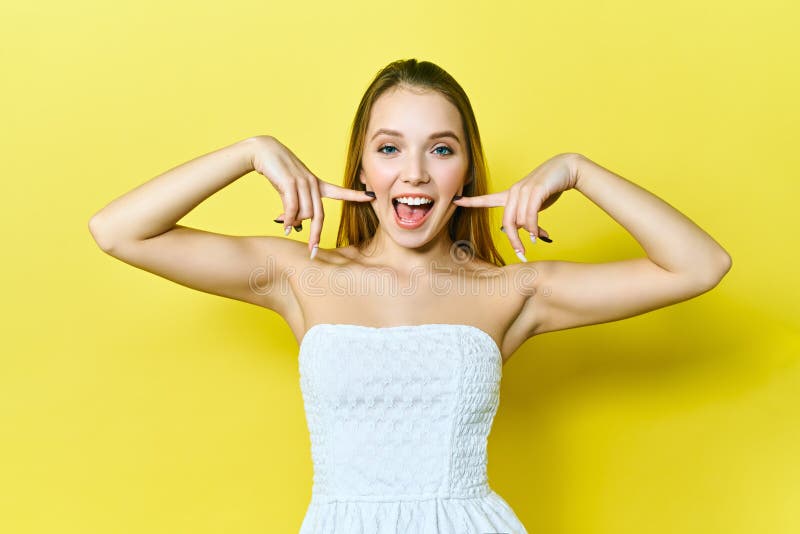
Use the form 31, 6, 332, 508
493, 260, 549, 349
243, 235, 312, 312
253, 240, 368, 294
495, 259, 546, 294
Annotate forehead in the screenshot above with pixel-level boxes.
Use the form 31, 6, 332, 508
367, 86, 463, 137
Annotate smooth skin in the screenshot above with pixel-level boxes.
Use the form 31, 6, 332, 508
89, 89, 732, 364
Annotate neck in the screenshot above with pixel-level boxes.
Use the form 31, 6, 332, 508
361, 225, 458, 277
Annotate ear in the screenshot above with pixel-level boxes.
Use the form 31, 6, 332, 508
359, 167, 366, 186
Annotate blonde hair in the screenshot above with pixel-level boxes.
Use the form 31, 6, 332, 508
335, 58, 506, 267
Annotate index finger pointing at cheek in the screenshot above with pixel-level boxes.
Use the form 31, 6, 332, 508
320, 182, 375, 202
451, 191, 507, 208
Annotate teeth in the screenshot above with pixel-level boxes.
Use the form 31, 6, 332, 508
395, 197, 433, 206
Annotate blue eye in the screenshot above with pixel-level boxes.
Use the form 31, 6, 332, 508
378, 144, 454, 155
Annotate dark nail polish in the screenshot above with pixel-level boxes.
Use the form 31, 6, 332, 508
365, 191, 376, 198
540, 235, 553, 243
500, 226, 505, 233
294, 225, 303, 232
453, 195, 463, 201
273, 218, 284, 223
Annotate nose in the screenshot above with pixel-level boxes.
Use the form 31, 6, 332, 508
402, 152, 430, 185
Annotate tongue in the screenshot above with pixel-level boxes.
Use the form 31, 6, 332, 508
396, 202, 432, 222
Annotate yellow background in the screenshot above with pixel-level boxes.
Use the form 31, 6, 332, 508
2, 0, 798, 532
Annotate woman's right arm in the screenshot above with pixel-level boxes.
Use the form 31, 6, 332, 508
87, 136, 307, 313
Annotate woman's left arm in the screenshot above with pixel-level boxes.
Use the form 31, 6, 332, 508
456, 153, 732, 337
527, 153, 732, 336
573, 154, 731, 277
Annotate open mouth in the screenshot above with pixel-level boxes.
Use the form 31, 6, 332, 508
392, 196, 435, 229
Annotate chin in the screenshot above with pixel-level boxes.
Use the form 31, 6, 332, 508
395, 236, 432, 249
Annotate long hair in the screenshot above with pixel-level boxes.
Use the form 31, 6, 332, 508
335, 58, 506, 267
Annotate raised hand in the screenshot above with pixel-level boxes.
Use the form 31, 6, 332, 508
451, 152, 582, 262
249, 135, 375, 257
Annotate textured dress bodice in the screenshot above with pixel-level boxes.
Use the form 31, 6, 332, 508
297, 323, 527, 533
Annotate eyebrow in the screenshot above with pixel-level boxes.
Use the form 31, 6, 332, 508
370, 128, 461, 144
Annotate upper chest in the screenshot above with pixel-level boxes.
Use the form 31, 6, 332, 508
284, 258, 537, 362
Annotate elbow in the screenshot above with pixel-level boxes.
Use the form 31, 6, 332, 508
699, 252, 733, 289
719, 251, 733, 276
714, 248, 733, 279
88, 214, 116, 253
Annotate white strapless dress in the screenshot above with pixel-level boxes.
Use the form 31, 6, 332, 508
297, 323, 528, 534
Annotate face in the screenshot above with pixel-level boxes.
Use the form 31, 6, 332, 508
360, 85, 470, 247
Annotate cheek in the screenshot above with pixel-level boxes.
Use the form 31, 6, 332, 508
438, 163, 469, 189
363, 162, 397, 189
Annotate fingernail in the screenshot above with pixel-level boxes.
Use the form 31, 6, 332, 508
515, 249, 528, 263
452, 195, 463, 201
530, 234, 536, 244
540, 235, 553, 243
294, 224, 303, 232
310, 244, 319, 260
500, 226, 505, 233
274, 218, 284, 224
284, 226, 291, 236
365, 191, 375, 198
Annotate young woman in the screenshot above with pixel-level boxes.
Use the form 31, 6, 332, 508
89, 59, 732, 533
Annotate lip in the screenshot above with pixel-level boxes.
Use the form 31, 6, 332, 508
392, 199, 435, 230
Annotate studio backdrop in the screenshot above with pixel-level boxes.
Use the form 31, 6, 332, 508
2, 1, 798, 533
